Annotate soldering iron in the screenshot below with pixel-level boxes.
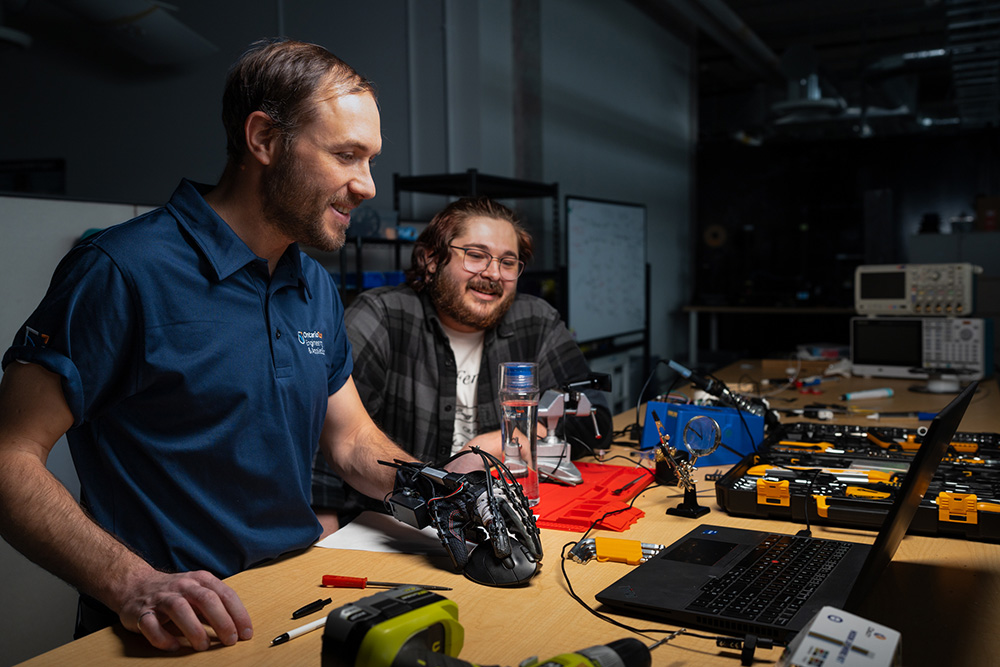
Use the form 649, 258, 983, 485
668, 359, 781, 428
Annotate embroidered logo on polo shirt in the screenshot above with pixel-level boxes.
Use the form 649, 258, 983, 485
297, 330, 325, 356
22, 326, 50, 347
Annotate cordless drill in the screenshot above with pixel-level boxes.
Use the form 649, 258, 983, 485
321, 586, 651, 667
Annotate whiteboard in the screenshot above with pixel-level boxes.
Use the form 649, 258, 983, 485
567, 196, 646, 342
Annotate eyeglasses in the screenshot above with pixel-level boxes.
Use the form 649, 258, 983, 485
449, 245, 524, 280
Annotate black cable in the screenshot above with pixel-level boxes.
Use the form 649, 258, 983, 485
545, 432, 571, 471
733, 405, 762, 457
554, 393, 785, 659
558, 495, 765, 651
706, 372, 764, 457
796, 468, 826, 538
677, 372, 835, 533
558, 543, 660, 640
597, 452, 648, 467
697, 372, 834, 487
716, 440, 751, 459
632, 359, 679, 436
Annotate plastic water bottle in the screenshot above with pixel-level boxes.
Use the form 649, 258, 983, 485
499, 362, 540, 506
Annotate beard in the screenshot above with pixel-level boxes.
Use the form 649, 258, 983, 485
260, 146, 355, 252
430, 269, 516, 330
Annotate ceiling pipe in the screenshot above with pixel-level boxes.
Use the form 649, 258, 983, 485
633, 0, 786, 85
46, 0, 217, 65
0, 0, 32, 47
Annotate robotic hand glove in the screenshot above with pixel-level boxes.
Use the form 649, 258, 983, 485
381, 450, 542, 587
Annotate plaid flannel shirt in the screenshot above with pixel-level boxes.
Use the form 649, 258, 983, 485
311, 284, 607, 512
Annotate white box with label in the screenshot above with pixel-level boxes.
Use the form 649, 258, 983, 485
779, 606, 901, 667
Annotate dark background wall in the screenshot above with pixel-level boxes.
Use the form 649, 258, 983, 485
0, 2, 693, 663
0, 1, 413, 207
694, 128, 1000, 359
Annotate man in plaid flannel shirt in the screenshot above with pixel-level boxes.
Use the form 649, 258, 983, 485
312, 197, 612, 534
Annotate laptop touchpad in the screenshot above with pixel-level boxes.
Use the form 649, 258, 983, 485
662, 538, 738, 566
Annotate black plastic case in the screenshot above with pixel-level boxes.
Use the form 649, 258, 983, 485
714, 421, 1000, 542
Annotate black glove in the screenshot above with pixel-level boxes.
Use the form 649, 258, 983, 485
382, 452, 542, 586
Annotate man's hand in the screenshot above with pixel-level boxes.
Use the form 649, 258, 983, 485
118, 570, 252, 651
0, 363, 252, 652
448, 422, 550, 474
449, 431, 503, 473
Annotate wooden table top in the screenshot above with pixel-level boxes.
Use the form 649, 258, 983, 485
20, 363, 1000, 666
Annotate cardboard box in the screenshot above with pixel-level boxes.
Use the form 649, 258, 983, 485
779, 606, 901, 667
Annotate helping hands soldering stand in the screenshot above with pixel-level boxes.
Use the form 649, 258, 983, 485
651, 409, 714, 519
536, 373, 612, 485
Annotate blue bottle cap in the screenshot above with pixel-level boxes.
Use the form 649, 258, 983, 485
501, 362, 536, 389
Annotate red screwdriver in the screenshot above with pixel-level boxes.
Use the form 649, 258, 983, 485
321, 575, 452, 591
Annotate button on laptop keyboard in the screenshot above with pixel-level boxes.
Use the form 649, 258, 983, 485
685, 534, 852, 626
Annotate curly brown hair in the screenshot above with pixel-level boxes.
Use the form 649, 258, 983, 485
406, 197, 534, 292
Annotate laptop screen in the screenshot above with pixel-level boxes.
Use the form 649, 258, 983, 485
844, 381, 977, 609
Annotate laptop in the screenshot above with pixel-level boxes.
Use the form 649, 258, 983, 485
596, 381, 978, 641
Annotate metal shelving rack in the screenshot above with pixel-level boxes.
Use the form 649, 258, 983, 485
393, 168, 560, 265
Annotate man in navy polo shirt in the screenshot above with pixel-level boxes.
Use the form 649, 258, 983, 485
0, 39, 438, 653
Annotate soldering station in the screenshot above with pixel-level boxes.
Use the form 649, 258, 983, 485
48, 278, 968, 667
254, 325, 997, 667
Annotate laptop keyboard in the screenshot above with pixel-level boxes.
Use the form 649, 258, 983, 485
685, 534, 852, 626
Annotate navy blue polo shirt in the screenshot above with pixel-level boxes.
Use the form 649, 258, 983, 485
2, 179, 353, 578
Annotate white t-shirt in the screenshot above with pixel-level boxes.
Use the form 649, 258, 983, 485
440, 323, 486, 455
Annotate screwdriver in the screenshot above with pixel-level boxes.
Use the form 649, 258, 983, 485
321, 575, 452, 591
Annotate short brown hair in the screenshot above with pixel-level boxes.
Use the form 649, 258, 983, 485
406, 197, 534, 292
221, 38, 377, 163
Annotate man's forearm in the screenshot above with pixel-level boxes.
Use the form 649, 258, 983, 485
0, 447, 154, 613
0, 446, 253, 651
328, 422, 418, 500
320, 377, 422, 502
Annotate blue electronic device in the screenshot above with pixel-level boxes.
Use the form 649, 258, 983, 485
640, 402, 763, 467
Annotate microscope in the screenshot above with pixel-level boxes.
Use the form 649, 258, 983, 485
536, 373, 611, 485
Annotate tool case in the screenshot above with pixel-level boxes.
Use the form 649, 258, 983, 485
714, 421, 1000, 542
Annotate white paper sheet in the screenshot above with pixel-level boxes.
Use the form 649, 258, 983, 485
314, 511, 446, 555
